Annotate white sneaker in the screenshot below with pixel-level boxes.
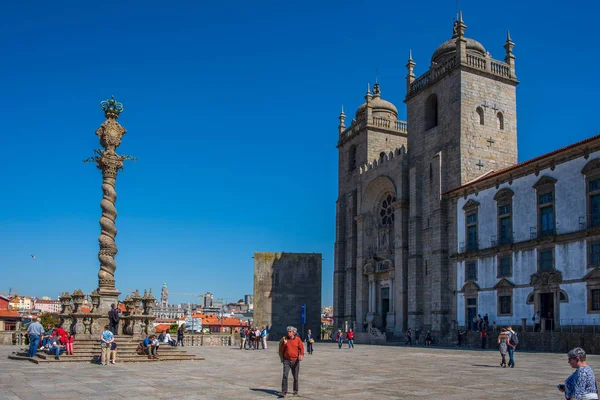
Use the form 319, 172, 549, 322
111, 360, 116, 364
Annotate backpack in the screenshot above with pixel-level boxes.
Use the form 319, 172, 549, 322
510, 331, 519, 345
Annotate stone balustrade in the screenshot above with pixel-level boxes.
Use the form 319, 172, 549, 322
409, 53, 513, 97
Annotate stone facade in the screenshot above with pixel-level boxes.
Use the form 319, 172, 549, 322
334, 15, 519, 337
253, 252, 322, 340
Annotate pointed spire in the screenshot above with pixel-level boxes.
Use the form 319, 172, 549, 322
408, 49, 413, 61
453, 10, 467, 38
459, 10, 463, 22
340, 105, 345, 116
506, 30, 512, 41
366, 83, 371, 95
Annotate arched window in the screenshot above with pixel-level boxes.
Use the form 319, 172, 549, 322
348, 145, 357, 171
497, 112, 504, 130
476, 107, 484, 125
425, 94, 438, 130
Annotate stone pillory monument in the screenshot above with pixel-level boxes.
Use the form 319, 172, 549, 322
58, 96, 157, 338
253, 252, 322, 341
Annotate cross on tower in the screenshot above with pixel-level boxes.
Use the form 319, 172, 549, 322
476, 160, 484, 170
487, 137, 495, 147
492, 103, 499, 112
481, 101, 489, 110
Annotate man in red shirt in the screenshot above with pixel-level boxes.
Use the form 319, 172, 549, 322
278, 326, 304, 397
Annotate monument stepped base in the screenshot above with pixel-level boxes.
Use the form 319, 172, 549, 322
8, 336, 204, 364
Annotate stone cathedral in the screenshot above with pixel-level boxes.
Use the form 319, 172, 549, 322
334, 15, 518, 337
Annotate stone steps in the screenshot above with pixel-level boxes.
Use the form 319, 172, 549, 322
8, 338, 204, 364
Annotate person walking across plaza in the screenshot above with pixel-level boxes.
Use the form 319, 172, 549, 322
558, 347, 598, 400
336, 329, 344, 349
497, 328, 509, 367
481, 327, 487, 349
305, 329, 314, 355
347, 328, 355, 349
506, 325, 518, 368
26, 319, 44, 358
278, 326, 304, 398
405, 328, 412, 346
100, 325, 114, 366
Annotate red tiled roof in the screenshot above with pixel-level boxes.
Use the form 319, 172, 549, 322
445, 133, 600, 195
154, 324, 172, 333
0, 310, 21, 318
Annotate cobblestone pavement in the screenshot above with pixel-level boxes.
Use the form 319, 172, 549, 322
0, 343, 595, 399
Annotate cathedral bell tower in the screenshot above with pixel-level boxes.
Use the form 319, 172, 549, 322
404, 13, 518, 332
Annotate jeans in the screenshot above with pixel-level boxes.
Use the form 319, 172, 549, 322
307, 342, 313, 354
52, 347, 65, 359
338, 339, 343, 349
28, 335, 40, 358
282, 359, 300, 394
348, 339, 354, 348
508, 347, 515, 366
41, 337, 50, 348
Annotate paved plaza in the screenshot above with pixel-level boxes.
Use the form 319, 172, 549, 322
0, 342, 594, 399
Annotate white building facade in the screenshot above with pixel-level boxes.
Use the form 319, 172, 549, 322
449, 136, 600, 329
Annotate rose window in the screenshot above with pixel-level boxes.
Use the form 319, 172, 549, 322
379, 194, 396, 225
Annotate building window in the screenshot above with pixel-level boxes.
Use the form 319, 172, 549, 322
494, 188, 514, 246
425, 94, 438, 130
348, 145, 357, 171
592, 289, 600, 311
533, 176, 557, 238
380, 194, 396, 225
589, 178, 600, 228
498, 256, 512, 278
476, 107, 484, 125
466, 213, 478, 251
538, 248, 554, 271
466, 296, 477, 328
582, 159, 600, 228
498, 295, 512, 315
463, 199, 480, 252
590, 242, 600, 266
497, 112, 504, 130
466, 261, 477, 281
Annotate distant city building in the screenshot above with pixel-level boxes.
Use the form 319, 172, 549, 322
244, 294, 254, 310
0, 295, 20, 331
203, 292, 213, 308
34, 299, 61, 314
9, 296, 31, 312
160, 282, 168, 307
154, 303, 185, 319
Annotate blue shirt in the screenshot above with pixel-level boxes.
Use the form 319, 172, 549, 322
101, 330, 114, 344
565, 366, 597, 400
27, 321, 44, 336
143, 337, 151, 347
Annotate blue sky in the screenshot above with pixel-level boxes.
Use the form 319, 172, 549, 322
1, 0, 598, 306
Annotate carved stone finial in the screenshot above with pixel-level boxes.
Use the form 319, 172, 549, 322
100, 96, 124, 120
373, 82, 381, 97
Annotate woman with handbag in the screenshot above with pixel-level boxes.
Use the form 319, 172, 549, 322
305, 329, 315, 354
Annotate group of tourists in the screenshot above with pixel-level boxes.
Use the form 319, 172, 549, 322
404, 328, 433, 346
27, 320, 74, 360
334, 328, 355, 349
239, 326, 269, 350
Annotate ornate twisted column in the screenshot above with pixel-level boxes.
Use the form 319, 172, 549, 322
85, 96, 135, 312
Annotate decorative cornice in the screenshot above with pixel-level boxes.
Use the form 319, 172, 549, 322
532, 175, 557, 190
493, 187, 514, 201
462, 199, 480, 211
530, 270, 563, 287
493, 278, 515, 290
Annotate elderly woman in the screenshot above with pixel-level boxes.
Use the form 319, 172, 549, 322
558, 347, 598, 400
497, 328, 509, 368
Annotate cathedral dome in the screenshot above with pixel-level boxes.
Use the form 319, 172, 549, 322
355, 83, 398, 118
431, 37, 486, 64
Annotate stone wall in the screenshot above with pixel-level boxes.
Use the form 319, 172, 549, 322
0, 331, 20, 345
253, 252, 322, 341
436, 330, 600, 354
